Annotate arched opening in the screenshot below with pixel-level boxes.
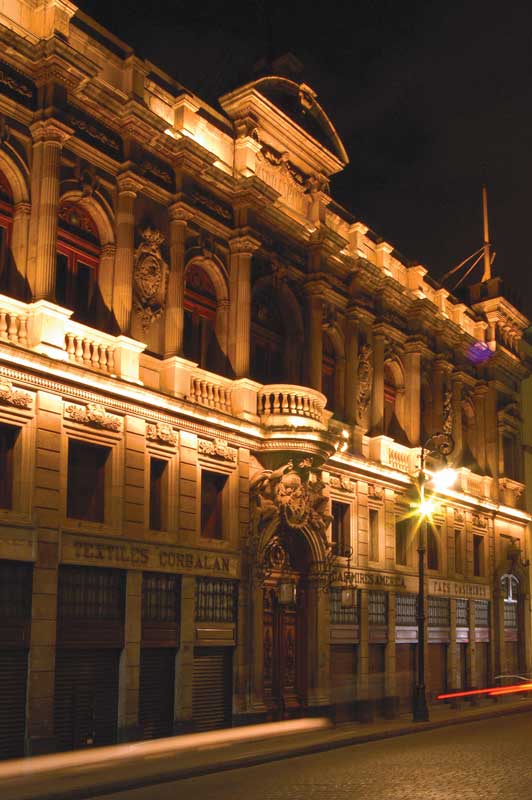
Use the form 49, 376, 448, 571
0, 170, 13, 294
420, 377, 433, 442
56, 201, 100, 324
322, 333, 336, 414
183, 263, 220, 372
461, 399, 480, 471
384, 360, 408, 444
250, 281, 303, 385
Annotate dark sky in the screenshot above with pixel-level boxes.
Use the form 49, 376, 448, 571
80, 0, 532, 318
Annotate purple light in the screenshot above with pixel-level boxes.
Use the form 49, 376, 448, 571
467, 342, 492, 364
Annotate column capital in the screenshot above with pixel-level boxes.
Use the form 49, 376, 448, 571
116, 171, 143, 196
101, 243, 116, 259
30, 119, 73, 146
13, 201, 32, 219
228, 232, 261, 255
473, 381, 489, 397
168, 201, 193, 224
303, 278, 328, 299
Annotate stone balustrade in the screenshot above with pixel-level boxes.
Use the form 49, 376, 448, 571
0, 294, 145, 383
457, 467, 493, 500
188, 370, 233, 414
369, 435, 418, 474
257, 384, 327, 429
498, 477, 525, 508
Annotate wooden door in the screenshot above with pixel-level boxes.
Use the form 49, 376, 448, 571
330, 645, 357, 721
368, 644, 386, 701
396, 643, 416, 711
263, 588, 303, 719
428, 644, 448, 698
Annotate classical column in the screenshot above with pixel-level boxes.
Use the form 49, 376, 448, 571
164, 204, 191, 358
344, 313, 359, 424
304, 284, 323, 391
11, 202, 31, 288
485, 381, 499, 484
370, 328, 385, 435
228, 233, 260, 377
451, 374, 464, 462
473, 382, 488, 473
404, 341, 422, 446
97, 244, 116, 318
27, 120, 72, 300
117, 570, 141, 742
112, 173, 142, 334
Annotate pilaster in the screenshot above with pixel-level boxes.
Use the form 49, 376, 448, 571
112, 172, 142, 334
164, 204, 192, 358
228, 233, 261, 377
370, 328, 385, 435
118, 570, 142, 741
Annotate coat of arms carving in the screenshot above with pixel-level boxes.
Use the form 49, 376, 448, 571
133, 227, 169, 331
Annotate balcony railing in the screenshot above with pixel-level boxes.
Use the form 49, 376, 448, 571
257, 384, 327, 429
369, 436, 418, 474
188, 369, 233, 414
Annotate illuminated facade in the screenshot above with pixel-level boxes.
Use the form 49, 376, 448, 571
0, 0, 530, 758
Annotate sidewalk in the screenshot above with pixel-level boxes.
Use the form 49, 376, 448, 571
3, 696, 532, 800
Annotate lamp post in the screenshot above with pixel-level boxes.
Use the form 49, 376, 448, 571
412, 432, 455, 723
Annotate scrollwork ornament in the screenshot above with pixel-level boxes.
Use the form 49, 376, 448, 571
146, 422, 177, 447
356, 343, 373, 422
64, 402, 121, 431
133, 227, 169, 331
0, 378, 32, 409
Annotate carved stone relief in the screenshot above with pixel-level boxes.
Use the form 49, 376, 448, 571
0, 378, 32, 409
329, 473, 356, 494
64, 402, 122, 431
146, 422, 177, 447
356, 343, 373, 422
198, 437, 237, 462
133, 227, 169, 331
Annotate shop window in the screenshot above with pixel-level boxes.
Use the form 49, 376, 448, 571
395, 593, 417, 626
58, 565, 124, 620
195, 578, 237, 622
427, 526, 439, 570
368, 590, 387, 625
67, 439, 110, 522
0, 423, 18, 509
331, 501, 350, 556
330, 586, 359, 625
474, 599, 490, 627
428, 596, 450, 627
56, 202, 99, 323
454, 529, 463, 574
395, 517, 409, 566
504, 600, 518, 629
0, 560, 32, 618
473, 534, 484, 577
456, 598, 469, 627
369, 508, 379, 562
142, 572, 180, 623
149, 457, 168, 531
200, 470, 227, 539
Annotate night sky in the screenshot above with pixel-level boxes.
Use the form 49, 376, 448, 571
80, 1, 532, 318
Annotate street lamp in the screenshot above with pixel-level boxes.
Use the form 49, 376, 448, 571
412, 431, 456, 723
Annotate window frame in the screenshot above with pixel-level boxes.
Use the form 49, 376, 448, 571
56, 226, 100, 320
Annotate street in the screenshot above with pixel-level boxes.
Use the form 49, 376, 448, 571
94, 711, 532, 800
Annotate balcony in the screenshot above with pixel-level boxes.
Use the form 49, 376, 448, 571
368, 436, 418, 474
257, 384, 328, 431
0, 294, 145, 383
498, 477, 525, 509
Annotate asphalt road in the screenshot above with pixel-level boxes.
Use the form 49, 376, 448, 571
95, 712, 532, 800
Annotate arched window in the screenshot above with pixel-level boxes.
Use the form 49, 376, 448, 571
461, 400, 479, 470
322, 333, 336, 413
384, 360, 408, 444
0, 170, 13, 293
183, 263, 218, 371
250, 284, 285, 384
56, 202, 100, 323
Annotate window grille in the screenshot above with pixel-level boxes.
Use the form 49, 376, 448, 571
504, 601, 518, 629
0, 560, 32, 618
329, 587, 359, 625
368, 590, 387, 625
58, 566, 124, 621
428, 596, 450, 627
456, 598, 469, 627
474, 599, 490, 627
142, 572, 180, 622
195, 578, 237, 622
395, 592, 417, 625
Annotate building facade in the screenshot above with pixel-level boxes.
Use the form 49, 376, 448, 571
0, 0, 530, 759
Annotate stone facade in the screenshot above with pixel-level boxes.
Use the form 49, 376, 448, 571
0, 0, 530, 757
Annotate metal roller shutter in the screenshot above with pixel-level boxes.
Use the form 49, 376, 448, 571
330, 645, 357, 722
396, 643, 416, 710
54, 649, 120, 752
139, 649, 175, 740
192, 647, 232, 732
475, 642, 490, 687
428, 644, 448, 698
0, 649, 28, 760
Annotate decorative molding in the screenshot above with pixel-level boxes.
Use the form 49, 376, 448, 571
472, 512, 488, 529
191, 190, 232, 221
0, 378, 32, 409
198, 437, 237, 462
356, 343, 372, 422
133, 227, 169, 331
64, 402, 122, 431
146, 421, 178, 447
368, 483, 384, 501
329, 473, 356, 493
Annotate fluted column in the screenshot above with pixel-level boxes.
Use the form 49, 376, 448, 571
304, 284, 323, 391
370, 328, 385, 435
473, 382, 488, 472
112, 173, 142, 334
164, 204, 191, 357
334, 355, 346, 420
404, 341, 422, 446
228, 234, 260, 377
97, 244, 116, 315
344, 314, 359, 424
10, 202, 31, 288
27, 120, 72, 300
485, 381, 498, 483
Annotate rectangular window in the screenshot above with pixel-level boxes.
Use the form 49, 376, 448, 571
149, 457, 168, 531
456, 598, 469, 627
195, 578, 237, 622
504, 601, 518, 629
0, 423, 18, 509
58, 565, 124, 620
331, 501, 350, 555
67, 439, 110, 522
474, 599, 490, 627
142, 572, 180, 623
473, 534, 484, 577
395, 593, 417, 626
395, 517, 409, 566
454, 529, 463, 574
503, 434, 518, 480
368, 590, 387, 625
369, 508, 379, 562
428, 596, 450, 627
330, 587, 359, 625
200, 470, 227, 539
427, 526, 439, 570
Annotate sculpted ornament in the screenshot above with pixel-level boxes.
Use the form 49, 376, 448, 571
146, 422, 177, 447
133, 227, 169, 331
442, 389, 453, 435
0, 378, 32, 409
356, 343, 373, 422
64, 402, 121, 431
198, 437, 237, 462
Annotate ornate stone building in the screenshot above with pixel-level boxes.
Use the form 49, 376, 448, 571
0, 0, 530, 758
